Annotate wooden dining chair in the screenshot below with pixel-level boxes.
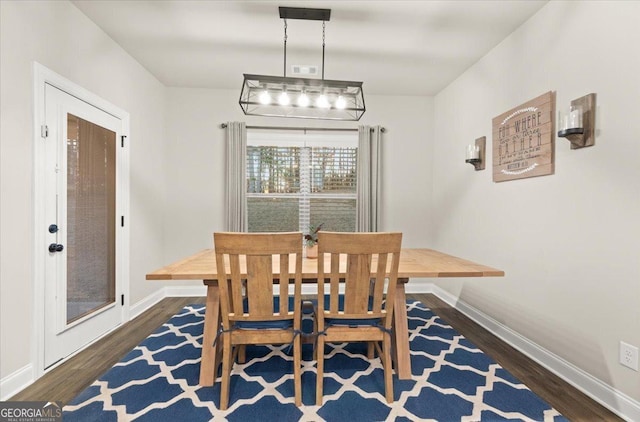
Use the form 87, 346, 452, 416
213, 232, 303, 410
314, 231, 402, 405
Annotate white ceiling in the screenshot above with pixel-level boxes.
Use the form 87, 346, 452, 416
72, 0, 547, 96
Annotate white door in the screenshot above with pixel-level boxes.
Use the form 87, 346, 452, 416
43, 83, 124, 368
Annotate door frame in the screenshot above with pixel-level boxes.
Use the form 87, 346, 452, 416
32, 62, 130, 378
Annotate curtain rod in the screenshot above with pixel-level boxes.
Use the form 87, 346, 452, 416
219, 123, 385, 133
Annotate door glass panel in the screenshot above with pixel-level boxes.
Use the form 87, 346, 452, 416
66, 113, 116, 324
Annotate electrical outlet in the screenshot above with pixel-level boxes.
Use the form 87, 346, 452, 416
619, 341, 639, 371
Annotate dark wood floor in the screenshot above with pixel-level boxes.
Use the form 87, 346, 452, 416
11, 294, 622, 420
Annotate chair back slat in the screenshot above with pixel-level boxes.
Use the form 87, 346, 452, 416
329, 253, 341, 312
344, 254, 372, 313
371, 252, 386, 312
278, 253, 291, 315
246, 254, 274, 316
229, 255, 244, 316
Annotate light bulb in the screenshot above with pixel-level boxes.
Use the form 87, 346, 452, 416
335, 95, 347, 109
259, 90, 271, 105
278, 91, 290, 106
316, 94, 330, 109
297, 92, 310, 107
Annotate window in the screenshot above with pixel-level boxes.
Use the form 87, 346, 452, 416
246, 131, 358, 234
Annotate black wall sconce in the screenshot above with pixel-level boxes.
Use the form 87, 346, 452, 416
465, 136, 486, 171
557, 93, 596, 149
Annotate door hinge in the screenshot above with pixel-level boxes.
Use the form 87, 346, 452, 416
121, 135, 126, 147
121, 294, 125, 306
121, 216, 125, 227
41, 125, 48, 138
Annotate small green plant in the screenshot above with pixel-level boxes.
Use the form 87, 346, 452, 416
304, 223, 324, 247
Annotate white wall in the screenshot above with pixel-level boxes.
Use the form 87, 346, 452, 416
164, 87, 434, 264
6, 0, 635, 413
432, 0, 640, 405
0, 0, 166, 384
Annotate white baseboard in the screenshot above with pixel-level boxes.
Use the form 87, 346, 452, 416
0, 364, 33, 401
404, 278, 434, 294
130, 286, 208, 320
429, 284, 640, 422
130, 288, 166, 320
130, 286, 206, 318
164, 285, 207, 297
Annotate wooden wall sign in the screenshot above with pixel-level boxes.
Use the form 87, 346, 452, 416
492, 91, 555, 182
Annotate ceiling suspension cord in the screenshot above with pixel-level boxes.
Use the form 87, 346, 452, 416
283, 18, 288, 77
321, 20, 325, 81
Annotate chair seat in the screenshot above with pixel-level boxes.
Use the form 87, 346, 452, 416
235, 297, 311, 330
235, 319, 294, 330
325, 317, 380, 327
311, 294, 380, 327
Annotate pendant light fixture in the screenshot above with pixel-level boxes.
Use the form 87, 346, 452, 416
239, 7, 366, 121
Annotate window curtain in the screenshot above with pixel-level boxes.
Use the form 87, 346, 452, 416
356, 125, 382, 232
225, 122, 247, 232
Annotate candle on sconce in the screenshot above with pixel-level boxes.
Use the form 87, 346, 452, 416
466, 144, 480, 160
568, 105, 583, 129
559, 104, 584, 131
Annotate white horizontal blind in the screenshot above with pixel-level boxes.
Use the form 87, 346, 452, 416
310, 147, 357, 193
246, 131, 357, 234
246, 146, 300, 194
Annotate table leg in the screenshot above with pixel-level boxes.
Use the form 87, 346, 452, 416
393, 280, 411, 379
199, 280, 221, 386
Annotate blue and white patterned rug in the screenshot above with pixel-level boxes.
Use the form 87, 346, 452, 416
64, 301, 567, 421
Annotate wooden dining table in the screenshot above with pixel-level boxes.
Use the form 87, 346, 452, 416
146, 248, 504, 385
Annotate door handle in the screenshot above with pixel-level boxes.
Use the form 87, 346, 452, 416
48, 243, 64, 253
48, 224, 59, 233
